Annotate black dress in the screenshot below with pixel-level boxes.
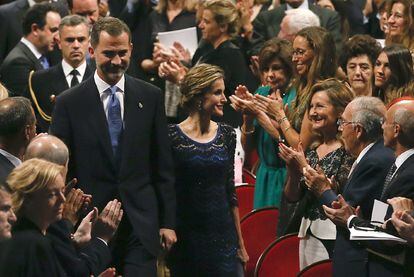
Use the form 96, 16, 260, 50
167, 123, 240, 277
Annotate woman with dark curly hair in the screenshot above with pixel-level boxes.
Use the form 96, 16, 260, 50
374, 44, 414, 104
340, 34, 382, 97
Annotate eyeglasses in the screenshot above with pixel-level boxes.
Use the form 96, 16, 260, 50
292, 48, 308, 57
337, 118, 355, 127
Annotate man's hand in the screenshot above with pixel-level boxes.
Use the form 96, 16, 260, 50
323, 195, 359, 227
390, 210, 414, 244
93, 199, 123, 243
387, 197, 414, 213
159, 228, 177, 250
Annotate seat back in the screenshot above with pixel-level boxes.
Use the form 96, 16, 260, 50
254, 233, 300, 277
242, 168, 256, 184
297, 259, 333, 277
236, 185, 255, 219
241, 207, 279, 277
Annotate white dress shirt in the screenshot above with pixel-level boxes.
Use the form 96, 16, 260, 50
94, 71, 125, 120
61, 59, 87, 88
20, 37, 42, 60
348, 142, 375, 177
287, 0, 309, 10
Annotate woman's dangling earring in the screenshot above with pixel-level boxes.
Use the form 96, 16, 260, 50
198, 101, 202, 111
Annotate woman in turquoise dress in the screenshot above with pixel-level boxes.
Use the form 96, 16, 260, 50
230, 38, 296, 208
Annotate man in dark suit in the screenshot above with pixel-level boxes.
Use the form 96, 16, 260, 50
0, 97, 36, 184
304, 97, 395, 276
67, 0, 99, 26
323, 99, 414, 276
0, 3, 61, 97
249, 0, 342, 55
0, 0, 68, 66
30, 15, 93, 133
50, 17, 176, 276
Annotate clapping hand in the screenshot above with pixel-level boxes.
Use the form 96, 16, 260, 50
323, 195, 360, 227
278, 142, 308, 172
93, 199, 123, 243
303, 166, 334, 197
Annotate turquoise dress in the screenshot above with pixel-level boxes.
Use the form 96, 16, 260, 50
253, 86, 296, 208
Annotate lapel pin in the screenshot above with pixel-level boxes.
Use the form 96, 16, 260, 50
138, 102, 143, 108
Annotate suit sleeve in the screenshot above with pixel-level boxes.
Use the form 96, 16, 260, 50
0, 10, 8, 65
0, 56, 33, 98
249, 13, 269, 56
325, 10, 343, 54
151, 89, 176, 229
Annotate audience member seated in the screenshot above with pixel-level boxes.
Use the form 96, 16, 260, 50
0, 3, 61, 97
30, 15, 93, 133
304, 97, 394, 276
323, 98, 414, 276
374, 44, 414, 104
280, 79, 354, 269
0, 97, 36, 183
230, 38, 296, 209
339, 34, 382, 97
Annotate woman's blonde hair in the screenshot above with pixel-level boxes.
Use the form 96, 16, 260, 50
202, 0, 240, 37
7, 158, 64, 214
180, 63, 224, 111
155, 0, 197, 13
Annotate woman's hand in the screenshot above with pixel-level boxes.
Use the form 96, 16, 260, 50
254, 90, 287, 122
303, 166, 332, 197
278, 142, 308, 172
158, 60, 187, 84
230, 85, 258, 115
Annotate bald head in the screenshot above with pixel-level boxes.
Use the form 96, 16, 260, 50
383, 100, 414, 150
24, 134, 69, 166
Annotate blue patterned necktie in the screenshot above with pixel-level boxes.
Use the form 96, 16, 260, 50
380, 163, 397, 199
39, 55, 49, 69
107, 86, 122, 154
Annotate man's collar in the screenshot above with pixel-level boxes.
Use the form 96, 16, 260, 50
287, 0, 309, 10
94, 71, 125, 94
61, 59, 87, 77
21, 37, 42, 59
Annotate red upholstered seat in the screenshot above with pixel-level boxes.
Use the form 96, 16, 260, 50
242, 168, 256, 184
297, 259, 333, 277
254, 233, 300, 277
241, 207, 279, 277
236, 185, 255, 219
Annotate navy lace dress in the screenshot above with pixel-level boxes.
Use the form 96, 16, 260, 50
167, 123, 240, 276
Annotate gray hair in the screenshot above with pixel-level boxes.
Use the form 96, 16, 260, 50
285, 9, 320, 34
394, 108, 414, 148
59, 14, 89, 33
351, 96, 386, 142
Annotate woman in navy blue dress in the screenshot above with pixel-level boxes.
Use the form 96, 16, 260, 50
167, 63, 248, 276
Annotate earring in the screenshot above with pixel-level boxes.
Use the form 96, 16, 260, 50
198, 101, 202, 111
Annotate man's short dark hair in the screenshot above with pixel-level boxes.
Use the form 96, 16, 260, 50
0, 97, 34, 138
67, 0, 100, 10
59, 14, 89, 32
22, 3, 59, 36
90, 17, 131, 48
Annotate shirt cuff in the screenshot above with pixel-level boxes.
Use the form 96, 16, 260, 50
347, 215, 357, 229
96, 237, 108, 246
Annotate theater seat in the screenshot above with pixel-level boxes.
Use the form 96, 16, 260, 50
242, 168, 256, 184
236, 185, 255, 219
241, 207, 279, 277
297, 259, 333, 277
254, 233, 300, 277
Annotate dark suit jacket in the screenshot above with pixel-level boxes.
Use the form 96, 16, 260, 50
0, 152, 14, 184
0, 0, 68, 66
320, 140, 395, 277
47, 220, 111, 277
30, 62, 93, 132
348, 152, 414, 276
249, 4, 342, 55
0, 41, 43, 97
50, 75, 176, 256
